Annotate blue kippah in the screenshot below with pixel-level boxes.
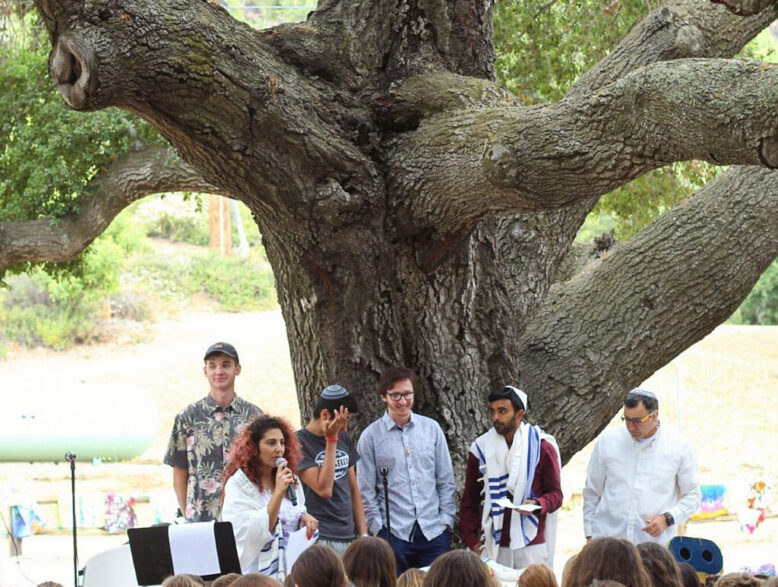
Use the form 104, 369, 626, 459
321, 384, 349, 400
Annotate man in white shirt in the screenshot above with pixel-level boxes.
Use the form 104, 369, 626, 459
583, 388, 701, 545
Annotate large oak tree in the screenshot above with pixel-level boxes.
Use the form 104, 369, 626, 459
7, 0, 778, 468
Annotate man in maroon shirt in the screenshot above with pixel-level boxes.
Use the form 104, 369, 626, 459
459, 386, 562, 569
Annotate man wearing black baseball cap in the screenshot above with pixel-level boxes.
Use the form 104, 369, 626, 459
164, 342, 262, 522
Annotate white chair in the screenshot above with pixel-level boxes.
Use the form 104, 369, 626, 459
82, 543, 147, 587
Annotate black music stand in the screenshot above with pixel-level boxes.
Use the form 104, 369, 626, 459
127, 522, 241, 586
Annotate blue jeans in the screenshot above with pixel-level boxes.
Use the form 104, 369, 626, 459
379, 523, 450, 574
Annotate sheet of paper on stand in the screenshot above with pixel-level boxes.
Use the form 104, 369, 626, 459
169, 521, 221, 576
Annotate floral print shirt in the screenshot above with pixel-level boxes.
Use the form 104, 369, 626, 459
164, 394, 261, 522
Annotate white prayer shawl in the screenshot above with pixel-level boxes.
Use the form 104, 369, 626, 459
470, 422, 560, 565
221, 469, 307, 579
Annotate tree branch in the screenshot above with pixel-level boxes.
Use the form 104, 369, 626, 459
33, 0, 381, 221
0, 146, 217, 270
387, 58, 778, 234
710, 0, 775, 16
568, 0, 776, 98
517, 166, 778, 458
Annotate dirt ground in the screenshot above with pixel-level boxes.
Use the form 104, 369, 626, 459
1, 311, 776, 586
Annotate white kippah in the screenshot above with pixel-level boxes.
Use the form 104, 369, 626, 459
627, 388, 657, 400
504, 385, 528, 412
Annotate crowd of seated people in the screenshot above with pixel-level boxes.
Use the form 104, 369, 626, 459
144, 534, 775, 587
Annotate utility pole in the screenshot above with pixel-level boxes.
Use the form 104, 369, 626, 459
208, 195, 231, 257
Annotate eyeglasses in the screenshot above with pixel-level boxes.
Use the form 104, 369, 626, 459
621, 411, 656, 425
386, 392, 414, 402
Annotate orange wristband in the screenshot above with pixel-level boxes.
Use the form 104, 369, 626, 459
325, 436, 338, 443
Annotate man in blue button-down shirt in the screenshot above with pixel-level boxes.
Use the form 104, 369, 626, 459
357, 366, 456, 574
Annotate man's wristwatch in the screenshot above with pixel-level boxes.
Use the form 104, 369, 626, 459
662, 512, 675, 527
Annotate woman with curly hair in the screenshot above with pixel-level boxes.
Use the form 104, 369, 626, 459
221, 415, 319, 580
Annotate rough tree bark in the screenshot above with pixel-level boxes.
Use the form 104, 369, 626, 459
22, 0, 778, 470
0, 146, 215, 265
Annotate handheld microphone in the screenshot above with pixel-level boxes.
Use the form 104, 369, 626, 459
275, 457, 298, 506
64, 452, 77, 463
380, 466, 388, 477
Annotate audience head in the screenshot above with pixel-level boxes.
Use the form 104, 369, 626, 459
519, 564, 559, 587
713, 574, 762, 587
677, 563, 701, 587
231, 574, 283, 587
37, 583, 65, 587
291, 544, 348, 587
397, 569, 426, 587
212, 574, 242, 587
636, 542, 682, 587
343, 536, 397, 587
161, 575, 205, 587
561, 537, 651, 587
423, 550, 492, 587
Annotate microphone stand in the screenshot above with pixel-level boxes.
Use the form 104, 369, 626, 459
65, 452, 78, 587
380, 467, 391, 548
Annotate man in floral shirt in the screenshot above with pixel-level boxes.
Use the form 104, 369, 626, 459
164, 342, 262, 522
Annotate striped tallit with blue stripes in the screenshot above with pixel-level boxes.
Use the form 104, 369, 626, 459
469, 422, 542, 558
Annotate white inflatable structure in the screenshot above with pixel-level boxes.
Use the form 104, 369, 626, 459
0, 382, 157, 462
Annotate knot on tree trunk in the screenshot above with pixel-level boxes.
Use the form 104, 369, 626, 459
674, 24, 705, 56
758, 136, 778, 168
51, 36, 95, 110
483, 143, 519, 188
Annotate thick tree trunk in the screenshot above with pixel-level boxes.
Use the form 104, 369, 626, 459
27, 0, 778, 471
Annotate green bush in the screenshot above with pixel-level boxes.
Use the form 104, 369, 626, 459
0, 206, 152, 349
144, 209, 210, 246
0, 34, 162, 224
104, 208, 151, 255
122, 252, 194, 304
729, 259, 778, 325
0, 272, 100, 349
123, 247, 276, 312
190, 251, 276, 311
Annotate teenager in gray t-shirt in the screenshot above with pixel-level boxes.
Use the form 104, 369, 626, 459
296, 385, 366, 554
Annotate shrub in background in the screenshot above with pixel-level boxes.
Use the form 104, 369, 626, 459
0, 209, 149, 349
729, 259, 778, 326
